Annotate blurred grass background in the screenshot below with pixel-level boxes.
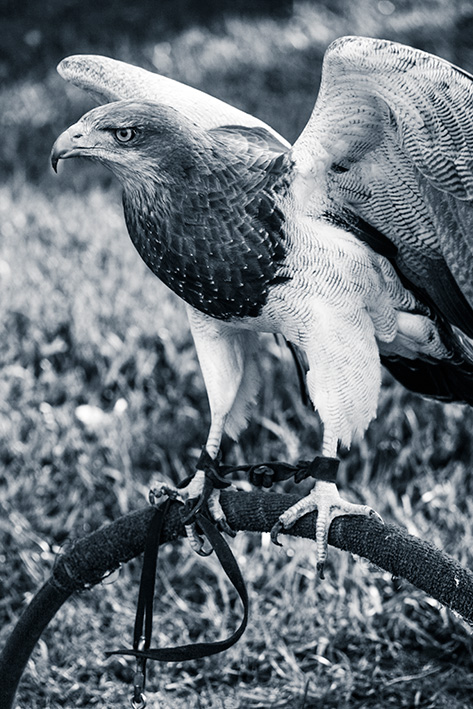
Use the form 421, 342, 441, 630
2, 0, 473, 707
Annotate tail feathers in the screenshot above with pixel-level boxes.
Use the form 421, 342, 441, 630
382, 332, 473, 405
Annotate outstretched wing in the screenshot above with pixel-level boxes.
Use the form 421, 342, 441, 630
57, 54, 290, 142
291, 36, 473, 337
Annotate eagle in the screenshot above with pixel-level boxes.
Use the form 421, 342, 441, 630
51, 37, 473, 575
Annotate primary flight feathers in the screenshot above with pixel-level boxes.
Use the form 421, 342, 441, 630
57, 52, 289, 142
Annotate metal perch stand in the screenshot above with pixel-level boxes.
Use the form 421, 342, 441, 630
1, 489, 473, 708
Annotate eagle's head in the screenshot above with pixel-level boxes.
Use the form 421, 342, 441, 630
51, 99, 212, 189
51, 98, 289, 322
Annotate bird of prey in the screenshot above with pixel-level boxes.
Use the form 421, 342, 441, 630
51, 36, 473, 574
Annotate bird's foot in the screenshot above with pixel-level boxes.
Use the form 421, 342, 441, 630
149, 449, 235, 556
271, 473, 382, 578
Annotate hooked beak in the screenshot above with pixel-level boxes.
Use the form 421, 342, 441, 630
50, 122, 93, 172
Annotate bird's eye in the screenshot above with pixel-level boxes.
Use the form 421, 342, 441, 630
114, 128, 137, 143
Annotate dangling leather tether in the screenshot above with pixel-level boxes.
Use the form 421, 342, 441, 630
107, 498, 248, 705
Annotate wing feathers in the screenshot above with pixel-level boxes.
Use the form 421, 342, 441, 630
57, 54, 290, 142
382, 354, 473, 405
291, 36, 473, 338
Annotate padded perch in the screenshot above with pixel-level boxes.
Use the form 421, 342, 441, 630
1, 490, 473, 709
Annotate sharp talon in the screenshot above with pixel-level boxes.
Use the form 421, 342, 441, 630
217, 518, 237, 538
370, 509, 384, 524
316, 561, 325, 580
185, 523, 213, 556
149, 489, 159, 506
270, 520, 284, 547
149, 484, 180, 506
195, 544, 213, 557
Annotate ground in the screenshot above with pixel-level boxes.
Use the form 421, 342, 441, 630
2, 1, 473, 707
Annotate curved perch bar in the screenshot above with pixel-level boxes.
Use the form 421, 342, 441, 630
1, 490, 473, 708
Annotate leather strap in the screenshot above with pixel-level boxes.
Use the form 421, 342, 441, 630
221, 455, 340, 487
108, 505, 248, 664
181, 448, 232, 524
304, 456, 340, 483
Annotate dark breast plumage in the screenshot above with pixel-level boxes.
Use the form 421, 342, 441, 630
122, 126, 291, 320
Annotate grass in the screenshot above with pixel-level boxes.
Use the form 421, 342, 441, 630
2, 0, 473, 707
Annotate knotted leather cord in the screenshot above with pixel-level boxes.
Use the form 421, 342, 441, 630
221, 455, 340, 487
177, 450, 336, 504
